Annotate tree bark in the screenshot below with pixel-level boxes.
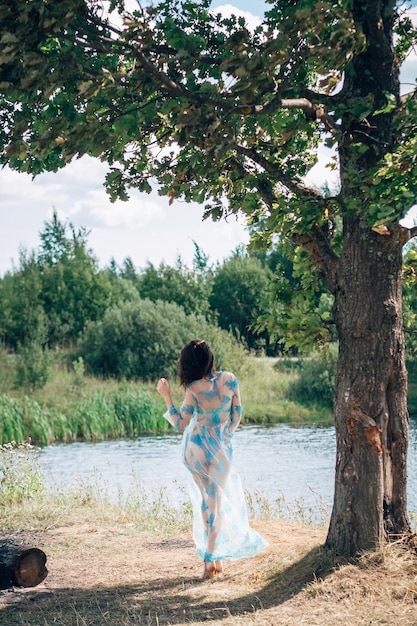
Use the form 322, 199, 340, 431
325, 217, 410, 556
0, 542, 48, 589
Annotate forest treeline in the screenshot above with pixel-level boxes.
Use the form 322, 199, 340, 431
2, 211, 417, 380
0, 212, 417, 443
0, 210, 331, 383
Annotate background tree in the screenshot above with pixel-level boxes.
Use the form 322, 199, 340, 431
1, 0, 417, 556
0, 212, 125, 349
37, 211, 115, 346
0, 250, 47, 350
137, 256, 212, 318
209, 250, 273, 351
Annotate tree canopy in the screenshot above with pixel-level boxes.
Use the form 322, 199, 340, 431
1, 0, 415, 244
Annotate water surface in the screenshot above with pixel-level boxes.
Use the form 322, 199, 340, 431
39, 422, 417, 517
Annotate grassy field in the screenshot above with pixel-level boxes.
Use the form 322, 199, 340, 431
1, 346, 416, 445
0, 351, 334, 445
1, 449, 417, 626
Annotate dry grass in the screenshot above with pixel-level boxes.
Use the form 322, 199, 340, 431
2, 514, 417, 626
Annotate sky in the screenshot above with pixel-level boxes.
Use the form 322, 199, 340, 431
1, 1, 417, 275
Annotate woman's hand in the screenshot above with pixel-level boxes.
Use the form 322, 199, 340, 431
157, 377, 173, 407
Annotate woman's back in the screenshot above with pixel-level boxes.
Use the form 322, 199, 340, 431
187, 371, 240, 427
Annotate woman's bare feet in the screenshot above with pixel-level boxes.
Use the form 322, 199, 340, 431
215, 560, 224, 574
202, 561, 216, 580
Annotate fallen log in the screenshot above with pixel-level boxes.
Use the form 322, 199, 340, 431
0, 542, 48, 589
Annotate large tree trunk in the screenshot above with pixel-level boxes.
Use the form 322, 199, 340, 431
0, 542, 48, 589
325, 217, 410, 556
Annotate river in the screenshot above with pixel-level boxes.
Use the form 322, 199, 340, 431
38, 421, 417, 521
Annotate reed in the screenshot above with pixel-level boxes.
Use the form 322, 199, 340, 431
0, 386, 169, 445
6, 349, 417, 444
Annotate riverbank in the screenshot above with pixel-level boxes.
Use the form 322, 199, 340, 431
0, 353, 334, 445
1, 451, 417, 626
1, 347, 417, 445
2, 512, 417, 625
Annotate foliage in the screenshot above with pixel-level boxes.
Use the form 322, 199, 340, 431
14, 341, 51, 391
0, 249, 48, 349
37, 210, 116, 346
77, 297, 249, 381
137, 257, 212, 319
287, 344, 338, 408
1, 0, 415, 233
255, 243, 336, 352
209, 250, 273, 351
0, 212, 121, 350
0, 2, 416, 351
0, 349, 339, 445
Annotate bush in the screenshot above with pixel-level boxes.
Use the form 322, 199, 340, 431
14, 342, 50, 391
78, 298, 250, 381
287, 344, 338, 408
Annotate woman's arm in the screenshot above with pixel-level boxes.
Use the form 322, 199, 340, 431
156, 378, 174, 409
156, 378, 195, 432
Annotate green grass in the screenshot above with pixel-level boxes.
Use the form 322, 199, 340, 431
2, 348, 416, 444
0, 350, 335, 444
240, 357, 334, 425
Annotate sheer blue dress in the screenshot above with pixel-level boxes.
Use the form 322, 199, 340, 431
164, 371, 268, 563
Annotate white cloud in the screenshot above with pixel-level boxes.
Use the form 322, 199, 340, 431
213, 4, 262, 29
72, 189, 166, 228
0, 155, 249, 274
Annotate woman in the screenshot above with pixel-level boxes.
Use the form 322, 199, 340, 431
156, 339, 268, 580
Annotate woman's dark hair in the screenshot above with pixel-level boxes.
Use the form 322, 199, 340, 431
178, 339, 215, 387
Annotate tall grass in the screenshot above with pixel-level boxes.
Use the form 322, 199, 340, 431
245, 486, 331, 527
0, 349, 338, 445
0, 441, 46, 505
2, 346, 417, 445
0, 387, 170, 445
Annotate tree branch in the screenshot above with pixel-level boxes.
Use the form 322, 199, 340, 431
229, 149, 339, 289
80, 14, 340, 128
234, 144, 324, 200
291, 225, 339, 293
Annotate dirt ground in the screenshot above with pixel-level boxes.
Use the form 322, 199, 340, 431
1, 518, 417, 626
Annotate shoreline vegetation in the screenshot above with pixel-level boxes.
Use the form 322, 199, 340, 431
1, 348, 416, 446
1, 450, 417, 625
0, 351, 338, 446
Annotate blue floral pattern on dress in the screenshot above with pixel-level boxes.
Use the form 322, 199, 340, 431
164, 371, 268, 562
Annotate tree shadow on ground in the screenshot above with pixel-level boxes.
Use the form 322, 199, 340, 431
0, 544, 341, 625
